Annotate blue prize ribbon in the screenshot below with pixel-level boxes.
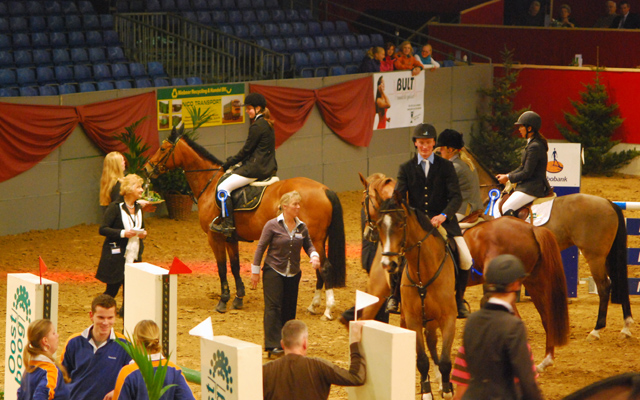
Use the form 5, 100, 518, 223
485, 189, 501, 216
217, 190, 229, 218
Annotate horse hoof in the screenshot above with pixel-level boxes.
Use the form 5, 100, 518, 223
421, 393, 433, 400
307, 306, 319, 315
320, 313, 333, 321
618, 330, 632, 340
216, 300, 228, 313
587, 331, 600, 341
230, 296, 243, 310
441, 391, 453, 400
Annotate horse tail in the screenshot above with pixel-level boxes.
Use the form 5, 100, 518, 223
533, 226, 570, 347
607, 202, 629, 305
324, 189, 346, 288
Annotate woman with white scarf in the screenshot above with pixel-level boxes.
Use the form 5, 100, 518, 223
96, 174, 147, 315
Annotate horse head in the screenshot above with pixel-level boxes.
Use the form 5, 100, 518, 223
376, 190, 409, 274
144, 123, 185, 178
360, 172, 396, 243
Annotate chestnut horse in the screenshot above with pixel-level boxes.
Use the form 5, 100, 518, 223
145, 128, 345, 318
465, 149, 634, 341
361, 174, 569, 373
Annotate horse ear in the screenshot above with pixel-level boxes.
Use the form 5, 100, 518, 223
177, 121, 185, 138
393, 189, 405, 206
359, 173, 368, 189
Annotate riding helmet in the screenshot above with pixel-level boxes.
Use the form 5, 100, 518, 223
514, 111, 542, 132
412, 123, 437, 141
242, 92, 267, 109
435, 129, 464, 149
484, 254, 529, 292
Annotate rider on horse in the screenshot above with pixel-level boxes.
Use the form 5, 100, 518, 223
394, 123, 473, 319
210, 93, 277, 237
496, 111, 551, 217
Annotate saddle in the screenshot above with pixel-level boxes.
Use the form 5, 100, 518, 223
215, 172, 280, 212
499, 186, 556, 223
413, 207, 461, 272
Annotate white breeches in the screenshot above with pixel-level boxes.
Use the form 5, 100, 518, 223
454, 236, 472, 271
217, 174, 256, 194
501, 191, 537, 214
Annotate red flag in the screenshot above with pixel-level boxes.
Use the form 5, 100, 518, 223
38, 256, 47, 284
169, 257, 192, 275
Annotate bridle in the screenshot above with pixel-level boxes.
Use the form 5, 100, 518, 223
362, 186, 380, 243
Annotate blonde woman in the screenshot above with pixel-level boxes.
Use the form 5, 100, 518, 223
96, 174, 148, 312
99, 152, 126, 208
113, 320, 194, 400
18, 319, 70, 400
251, 191, 320, 357
359, 46, 385, 73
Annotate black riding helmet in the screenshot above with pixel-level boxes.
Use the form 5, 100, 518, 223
485, 254, 529, 293
435, 129, 464, 149
242, 92, 267, 110
412, 123, 437, 141
514, 111, 542, 132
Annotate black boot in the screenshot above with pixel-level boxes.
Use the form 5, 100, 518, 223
503, 209, 515, 217
387, 269, 401, 314
456, 268, 470, 319
210, 214, 235, 238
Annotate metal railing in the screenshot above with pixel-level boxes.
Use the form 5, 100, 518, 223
286, 0, 492, 65
114, 13, 285, 83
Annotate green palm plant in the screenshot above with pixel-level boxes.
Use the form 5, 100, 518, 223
113, 117, 150, 177
115, 332, 177, 400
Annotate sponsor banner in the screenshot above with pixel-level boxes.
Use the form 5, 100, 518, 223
156, 84, 245, 130
546, 143, 581, 188
373, 71, 425, 130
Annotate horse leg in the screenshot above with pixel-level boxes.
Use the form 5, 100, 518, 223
425, 323, 441, 394
225, 241, 245, 310
413, 324, 433, 400
438, 314, 456, 400
208, 233, 230, 313
585, 255, 611, 341
307, 269, 323, 315
522, 284, 555, 372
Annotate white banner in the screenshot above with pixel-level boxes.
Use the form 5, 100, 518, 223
546, 143, 582, 188
373, 70, 425, 130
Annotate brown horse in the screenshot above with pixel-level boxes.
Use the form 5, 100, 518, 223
465, 149, 634, 341
562, 372, 640, 400
144, 128, 345, 318
361, 174, 569, 373
376, 191, 457, 400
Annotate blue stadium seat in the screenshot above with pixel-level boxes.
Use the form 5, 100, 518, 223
227, 10, 241, 24
39, 85, 59, 96
0, 51, 14, 68
111, 63, 131, 80
71, 48, 90, 65
14, 50, 34, 67
47, 16, 64, 32
300, 36, 315, 50
65, 15, 82, 31
44, 1, 63, 15
31, 33, 49, 49
345, 64, 359, 74
256, 10, 270, 23
107, 46, 127, 63
356, 34, 371, 48
79, 82, 96, 92
97, 81, 115, 91
322, 49, 338, 66
0, 88, 19, 97
0, 31, 9, 45
134, 78, 152, 88
49, 32, 67, 48
54, 65, 74, 83
293, 52, 311, 78
153, 78, 170, 87
263, 23, 279, 37
285, 37, 300, 53
370, 33, 384, 47
52, 49, 72, 65
115, 0, 129, 12
29, 16, 47, 32
19, 86, 39, 97
68, 31, 85, 48
327, 35, 343, 49
186, 76, 203, 85
264, 0, 278, 8
196, 11, 211, 25
175, 0, 191, 10
299, 9, 313, 21
191, 0, 207, 10
256, 38, 270, 50
0, 18, 8, 34
129, 62, 148, 79
337, 49, 352, 64
93, 64, 112, 81
208, 0, 222, 9
236, 0, 250, 8
351, 48, 365, 64
249, 25, 263, 38
130, 0, 145, 11
278, 23, 293, 37
314, 36, 329, 50
16, 68, 37, 86
36, 67, 56, 84
8, 1, 27, 16
0, 69, 17, 87
83, 14, 100, 31
233, 24, 249, 39
307, 21, 321, 36
88, 47, 107, 64
73, 65, 92, 82
241, 10, 256, 23
211, 11, 227, 25
182, 11, 197, 22
26, 1, 45, 16
146, 0, 161, 12
221, 0, 235, 9
100, 14, 115, 30
10, 17, 29, 33
33, 49, 53, 66
85, 31, 103, 46
335, 21, 349, 34
269, 38, 285, 53
171, 77, 186, 86
270, 9, 284, 22
0, 3, 6, 17
148, 61, 168, 78
61, 1, 79, 15
160, 0, 176, 11
78, 1, 95, 14
115, 80, 132, 89
321, 21, 335, 35
284, 9, 299, 22
13, 33, 31, 49
343, 34, 357, 49
251, 0, 264, 7
329, 65, 346, 76
58, 83, 77, 94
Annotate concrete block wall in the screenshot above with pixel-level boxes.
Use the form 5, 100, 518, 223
0, 65, 493, 235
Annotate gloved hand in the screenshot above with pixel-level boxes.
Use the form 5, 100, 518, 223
221, 161, 231, 170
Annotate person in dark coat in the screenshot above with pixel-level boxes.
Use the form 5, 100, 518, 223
460, 254, 543, 400
611, 1, 640, 28
210, 92, 277, 238
96, 174, 147, 312
390, 123, 472, 318
496, 111, 551, 216
359, 46, 384, 73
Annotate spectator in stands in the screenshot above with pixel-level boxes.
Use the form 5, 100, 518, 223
262, 320, 366, 400
594, 1, 618, 28
113, 320, 195, 400
415, 44, 441, 69
394, 41, 424, 76
381, 42, 396, 72
554, 4, 576, 27
61, 294, 131, 400
18, 319, 70, 400
611, 1, 640, 28
359, 47, 385, 73
519, 1, 546, 26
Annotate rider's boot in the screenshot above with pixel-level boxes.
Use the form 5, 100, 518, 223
210, 191, 236, 238
503, 209, 516, 217
456, 268, 470, 319
386, 265, 403, 314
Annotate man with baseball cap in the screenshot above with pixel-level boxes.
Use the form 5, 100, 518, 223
393, 123, 472, 318
459, 254, 543, 400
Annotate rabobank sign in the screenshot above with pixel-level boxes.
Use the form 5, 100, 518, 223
546, 143, 581, 189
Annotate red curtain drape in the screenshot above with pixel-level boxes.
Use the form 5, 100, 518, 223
250, 77, 374, 147
0, 92, 158, 183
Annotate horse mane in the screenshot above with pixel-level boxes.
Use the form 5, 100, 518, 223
178, 134, 225, 166
379, 197, 441, 238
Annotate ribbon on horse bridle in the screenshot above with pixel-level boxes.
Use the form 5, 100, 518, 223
485, 188, 501, 217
